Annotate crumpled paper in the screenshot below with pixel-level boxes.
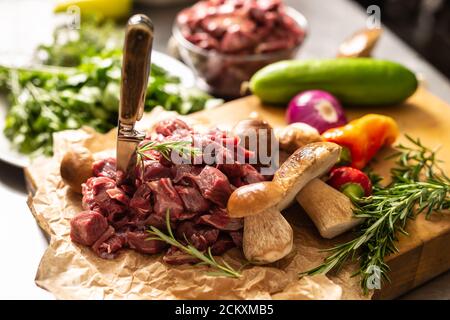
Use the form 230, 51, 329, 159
27, 107, 369, 300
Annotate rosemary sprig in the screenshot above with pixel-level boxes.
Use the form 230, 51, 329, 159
302, 135, 450, 293
146, 210, 242, 278
136, 140, 202, 173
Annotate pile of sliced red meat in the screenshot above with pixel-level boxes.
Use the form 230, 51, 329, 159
70, 119, 266, 263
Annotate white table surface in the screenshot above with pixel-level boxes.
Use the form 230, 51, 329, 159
0, 0, 449, 300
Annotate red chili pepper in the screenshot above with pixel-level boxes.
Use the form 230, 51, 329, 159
328, 166, 372, 200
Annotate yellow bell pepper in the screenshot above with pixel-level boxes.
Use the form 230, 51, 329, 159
54, 0, 131, 20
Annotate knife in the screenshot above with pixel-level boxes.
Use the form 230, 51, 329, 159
116, 14, 154, 184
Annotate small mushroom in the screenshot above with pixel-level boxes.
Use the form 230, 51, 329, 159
275, 122, 322, 153
296, 178, 361, 239
337, 28, 383, 58
233, 119, 276, 167
228, 181, 293, 264
60, 147, 94, 193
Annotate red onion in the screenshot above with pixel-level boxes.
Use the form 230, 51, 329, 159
285, 90, 347, 133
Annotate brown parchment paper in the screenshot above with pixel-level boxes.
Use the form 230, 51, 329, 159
27, 107, 369, 300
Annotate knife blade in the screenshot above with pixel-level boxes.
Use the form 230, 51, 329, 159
116, 14, 154, 184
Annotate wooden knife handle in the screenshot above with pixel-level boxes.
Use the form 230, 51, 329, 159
119, 14, 154, 127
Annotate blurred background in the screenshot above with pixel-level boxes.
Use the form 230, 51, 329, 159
139, 0, 450, 79
1, 0, 448, 78
353, 0, 449, 79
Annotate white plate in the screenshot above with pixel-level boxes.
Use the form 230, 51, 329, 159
0, 51, 195, 168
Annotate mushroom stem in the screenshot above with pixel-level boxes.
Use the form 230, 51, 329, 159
243, 207, 293, 264
296, 178, 362, 239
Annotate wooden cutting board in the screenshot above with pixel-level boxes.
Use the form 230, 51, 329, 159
190, 86, 450, 300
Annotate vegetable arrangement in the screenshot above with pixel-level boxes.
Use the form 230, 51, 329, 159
0, 17, 217, 156
283, 86, 448, 292
305, 136, 450, 293
248, 56, 450, 294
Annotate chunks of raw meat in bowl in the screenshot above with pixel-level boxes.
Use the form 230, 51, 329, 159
172, 0, 307, 98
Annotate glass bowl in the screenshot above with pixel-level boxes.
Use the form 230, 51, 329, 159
172, 6, 308, 99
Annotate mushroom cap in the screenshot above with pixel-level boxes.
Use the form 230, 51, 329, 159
60, 147, 94, 193
276, 122, 322, 153
227, 181, 284, 218
233, 119, 275, 166
233, 119, 273, 136
273, 142, 341, 210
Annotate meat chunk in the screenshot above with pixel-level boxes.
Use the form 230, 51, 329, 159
176, 221, 220, 251
163, 247, 200, 265
229, 231, 243, 248
129, 183, 152, 216
172, 164, 202, 184
154, 118, 191, 137
219, 163, 265, 187
148, 178, 184, 219
92, 158, 116, 179
93, 232, 125, 259
127, 231, 167, 254
106, 187, 129, 206
211, 234, 236, 255
70, 211, 109, 246
82, 177, 128, 218
175, 185, 210, 212
241, 164, 265, 184
140, 161, 172, 181
220, 29, 254, 53
194, 166, 233, 207
197, 214, 243, 231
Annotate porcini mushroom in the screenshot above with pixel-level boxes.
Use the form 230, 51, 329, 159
60, 147, 94, 193
275, 122, 322, 154
276, 129, 363, 239
228, 181, 293, 264
273, 142, 342, 210
233, 119, 276, 168
296, 178, 361, 239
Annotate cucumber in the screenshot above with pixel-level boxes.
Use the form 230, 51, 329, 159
249, 58, 418, 106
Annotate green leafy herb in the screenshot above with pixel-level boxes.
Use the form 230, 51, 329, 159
302, 135, 450, 293
36, 15, 122, 67
1, 16, 219, 156
147, 210, 242, 278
